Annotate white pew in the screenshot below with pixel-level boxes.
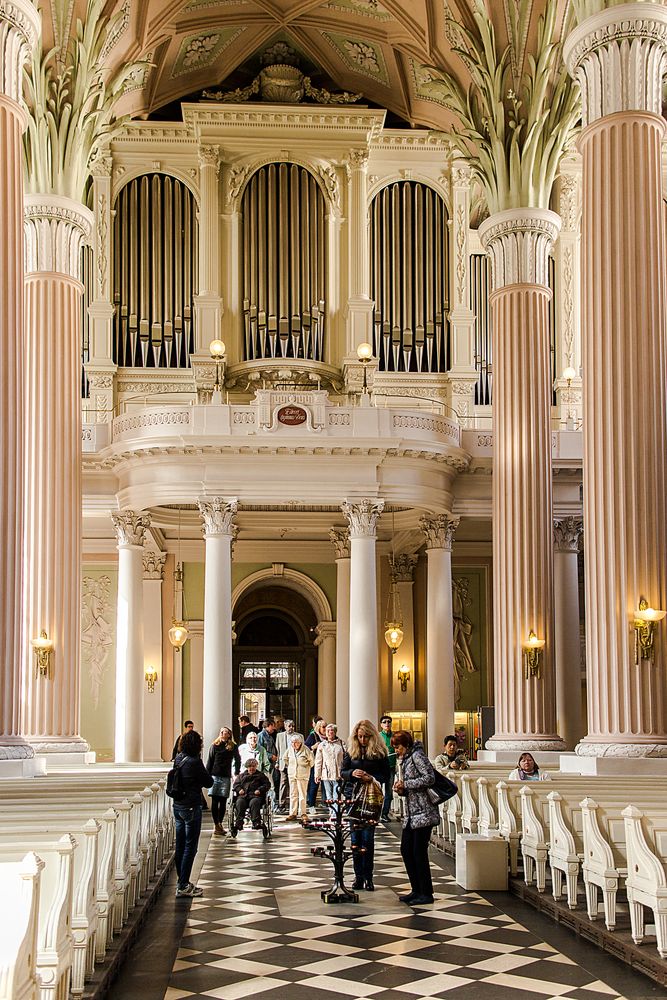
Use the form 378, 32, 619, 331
0, 837, 75, 1000
0, 854, 42, 1000
0, 822, 99, 997
623, 804, 667, 958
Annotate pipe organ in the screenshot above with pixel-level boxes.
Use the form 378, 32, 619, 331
112, 174, 198, 368
470, 252, 558, 406
370, 181, 450, 373
241, 163, 327, 362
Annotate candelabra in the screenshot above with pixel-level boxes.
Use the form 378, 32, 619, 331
302, 785, 377, 904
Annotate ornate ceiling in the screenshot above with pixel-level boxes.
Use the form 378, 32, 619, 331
39, 0, 570, 128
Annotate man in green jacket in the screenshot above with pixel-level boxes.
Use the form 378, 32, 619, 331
379, 715, 397, 820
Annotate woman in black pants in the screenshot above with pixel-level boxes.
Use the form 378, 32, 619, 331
206, 727, 241, 835
341, 719, 389, 891
392, 729, 440, 905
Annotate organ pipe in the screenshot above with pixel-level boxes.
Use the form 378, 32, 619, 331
112, 173, 198, 369
241, 162, 326, 362
370, 181, 450, 373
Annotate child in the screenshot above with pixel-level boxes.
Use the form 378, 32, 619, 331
283, 733, 314, 821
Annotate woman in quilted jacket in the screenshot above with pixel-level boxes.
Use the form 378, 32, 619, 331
392, 729, 440, 906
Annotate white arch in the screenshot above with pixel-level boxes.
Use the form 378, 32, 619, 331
367, 173, 451, 214
232, 567, 333, 624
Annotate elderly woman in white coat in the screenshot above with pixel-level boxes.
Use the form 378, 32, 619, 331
282, 733, 314, 822
314, 723, 344, 816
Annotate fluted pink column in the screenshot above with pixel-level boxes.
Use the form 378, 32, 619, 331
21, 195, 93, 759
0, 2, 40, 768
565, 4, 667, 758
480, 210, 564, 751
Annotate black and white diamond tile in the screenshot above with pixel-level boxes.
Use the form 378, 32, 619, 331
162, 819, 628, 1000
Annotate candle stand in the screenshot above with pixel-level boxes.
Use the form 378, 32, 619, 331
302, 790, 377, 904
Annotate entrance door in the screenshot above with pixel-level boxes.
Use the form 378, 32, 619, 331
238, 660, 301, 729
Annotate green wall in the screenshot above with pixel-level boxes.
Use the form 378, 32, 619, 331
183, 561, 337, 619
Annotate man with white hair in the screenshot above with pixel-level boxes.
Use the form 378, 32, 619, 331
239, 730, 273, 774
275, 719, 303, 813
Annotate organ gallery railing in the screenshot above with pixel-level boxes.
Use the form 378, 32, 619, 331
112, 173, 198, 368
241, 163, 326, 362
370, 181, 450, 373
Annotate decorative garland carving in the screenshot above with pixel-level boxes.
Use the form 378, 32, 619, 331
329, 527, 350, 559
81, 574, 113, 710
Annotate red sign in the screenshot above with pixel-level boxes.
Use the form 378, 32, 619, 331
277, 405, 307, 426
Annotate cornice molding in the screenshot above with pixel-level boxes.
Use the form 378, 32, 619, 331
479, 208, 561, 290
565, 3, 667, 125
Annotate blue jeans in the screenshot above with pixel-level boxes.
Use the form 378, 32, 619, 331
322, 779, 338, 816
174, 803, 202, 889
350, 825, 375, 881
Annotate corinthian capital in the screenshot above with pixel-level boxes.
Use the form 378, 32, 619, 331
143, 549, 166, 580
564, 4, 667, 126
329, 527, 350, 559
390, 553, 418, 582
479, 208, 561, 290
420, 513, 459, 551
553, 516, 583, 552
112, 510, 151, 548
198, 497, 238, 537
198, 144, 221, 174
341, 498, 384, 537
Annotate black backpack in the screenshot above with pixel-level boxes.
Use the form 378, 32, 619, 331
166, 758, 186, 800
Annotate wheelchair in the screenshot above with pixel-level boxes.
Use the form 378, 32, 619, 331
229, 785, 274, 840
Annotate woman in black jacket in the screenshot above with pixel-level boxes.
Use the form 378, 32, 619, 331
341, 719, 389, 891
206, 727, 241, 835
172, 730, 212, 897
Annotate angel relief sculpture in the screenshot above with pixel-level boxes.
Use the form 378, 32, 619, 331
81, 575, 113, 710
453, 576, 478, 706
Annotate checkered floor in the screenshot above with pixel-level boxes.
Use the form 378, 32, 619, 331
163, 818, 628, 1000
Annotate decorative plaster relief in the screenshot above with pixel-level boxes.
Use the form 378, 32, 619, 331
324, 0, 390, 19
329, 527, 350, 559
0, 0, 41, 104
96, 192, 108, 297
81, 574, 113, 710
198, 497, 239, 536
321, 31, 389, 84
171, 26, 245, 78
553, 516, 583, 552
453, 576, 478, 707
390, 553, 417, 582
111, 510, 151, 547
142, 549, 166, 580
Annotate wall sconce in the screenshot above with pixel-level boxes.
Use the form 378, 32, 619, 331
356, 342, 373, 394
145, 666, 158, 694
31, 631, 54, 677
633, 598, 666, 664
397, 663, 411, 692
562, 366, 577, 387
168, 621, 189, 652
210, 339, 226, 393
522, 630, 545, 678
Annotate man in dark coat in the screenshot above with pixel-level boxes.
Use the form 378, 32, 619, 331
233, 759, 271, 829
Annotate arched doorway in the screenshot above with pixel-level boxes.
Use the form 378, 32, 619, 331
233, 585, 318, 735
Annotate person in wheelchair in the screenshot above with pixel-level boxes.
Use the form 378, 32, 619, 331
232, 759, 271, 830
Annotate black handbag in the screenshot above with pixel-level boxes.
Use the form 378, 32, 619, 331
426, 770, 458, 805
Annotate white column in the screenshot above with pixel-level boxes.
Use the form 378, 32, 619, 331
22, 195, 94, 762
390, 555, 417, 712
421, 515, 459, 755
553, 518, 584, 751
85, 150, 116, 421
330, 528, 351, 738
198, 497, 237, 750
112, 511, 150, 763
342, 499, 384, 725
142, 549, 166, 761
343, 149, 374, 392
0, 0, 40, 772
315, 621, 337, 723
192, 145, 223, 397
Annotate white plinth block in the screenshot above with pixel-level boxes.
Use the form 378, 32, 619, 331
455, 834, 508, 891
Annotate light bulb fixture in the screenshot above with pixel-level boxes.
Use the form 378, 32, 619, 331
384, 520, 404, 655
145, 665, 158, 693
169, 508, 190, 652
385, 623, 404, 654
209, 339, 226, 392
356, 342, 373, 393
31, 630, 54, 678
633, 597, 666, 664
522, 630, 545, 678
397, 663, 411, 692
562, 366, 577, 386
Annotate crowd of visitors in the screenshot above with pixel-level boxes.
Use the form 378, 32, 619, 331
169, 714, 543, 906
